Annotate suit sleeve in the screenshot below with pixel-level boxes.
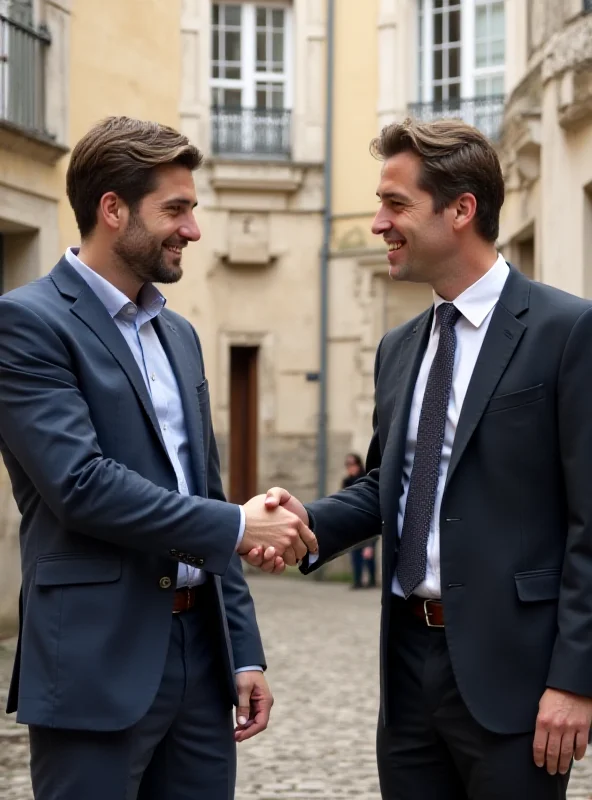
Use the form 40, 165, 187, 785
0, 298, 239, 576
301, 338, 385, 574
547, 306, 592, 697
191, 325, 266, 670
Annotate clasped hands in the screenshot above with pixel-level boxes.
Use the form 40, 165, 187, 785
238, 487, 310, 573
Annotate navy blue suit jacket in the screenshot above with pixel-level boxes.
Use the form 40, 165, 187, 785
0, 257, 265, 731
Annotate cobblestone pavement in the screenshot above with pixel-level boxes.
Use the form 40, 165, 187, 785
1, 576, 591, 799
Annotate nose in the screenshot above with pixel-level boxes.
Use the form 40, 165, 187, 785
179, 215, 201, 243
371, 207, 392, 236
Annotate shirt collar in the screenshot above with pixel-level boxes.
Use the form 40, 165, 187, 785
65, 247, 166, 323
432, 253, 509, 330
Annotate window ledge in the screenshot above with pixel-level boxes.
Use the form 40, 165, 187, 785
0, 120, 69, 165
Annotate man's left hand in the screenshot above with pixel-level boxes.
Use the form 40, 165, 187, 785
235, 671, 274, 743
533, 688, 592, 775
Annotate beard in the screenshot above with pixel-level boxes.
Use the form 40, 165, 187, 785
113, 211, 185, 285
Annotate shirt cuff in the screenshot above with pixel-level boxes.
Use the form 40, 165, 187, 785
236, 505, 246, 550
235, 665, 264, 674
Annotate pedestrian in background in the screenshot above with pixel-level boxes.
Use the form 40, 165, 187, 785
342, 453, 377, 589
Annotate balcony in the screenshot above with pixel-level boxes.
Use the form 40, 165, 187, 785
0, 12, 52, 140
407, 95, 506, 142
211, 107, 291, 160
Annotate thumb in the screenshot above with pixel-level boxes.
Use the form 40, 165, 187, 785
265, 486, 291, 508
236, 685, 251, 727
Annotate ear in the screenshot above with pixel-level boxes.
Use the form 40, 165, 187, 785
98, 192, 128, 233
451, 192, 477, 233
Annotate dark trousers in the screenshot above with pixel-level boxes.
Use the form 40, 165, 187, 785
29, 600, 236, 800
377, 599, 569, 800
351, 547, 376, 586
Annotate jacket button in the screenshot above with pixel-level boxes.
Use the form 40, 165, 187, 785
196, 558, 205, 567
159, 576, 172, 589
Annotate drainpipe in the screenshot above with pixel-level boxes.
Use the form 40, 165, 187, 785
316, 0, 335, 500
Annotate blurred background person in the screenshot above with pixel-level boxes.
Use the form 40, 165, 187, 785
342, 453, 377, 589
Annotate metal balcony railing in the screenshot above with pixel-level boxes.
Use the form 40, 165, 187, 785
0, 12, 51, 137
407, 95, 506, 142
211, 107, 291, 159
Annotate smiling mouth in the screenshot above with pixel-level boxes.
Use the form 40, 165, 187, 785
387, 241, 405, 252
164, 245, 183, 256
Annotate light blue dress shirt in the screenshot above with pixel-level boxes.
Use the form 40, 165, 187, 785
65, 249, 258, 673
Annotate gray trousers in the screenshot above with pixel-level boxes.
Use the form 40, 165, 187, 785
29, 602, 236, 800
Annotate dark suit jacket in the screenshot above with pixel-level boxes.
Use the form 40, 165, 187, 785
303, 266, 592, 735
0, 257, 265, 732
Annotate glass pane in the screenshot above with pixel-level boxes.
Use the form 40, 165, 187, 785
491, 37, 505, 65
272, 9, 284, 28
212, 4, 219, 25
434, 84, 443, 101
225, 5, 241, 26
434, 50, 443, 80
256, 8, 266, 27
475, 41, 488, 68
491, 75, 504, 94
449, 10, 461, 42
225, 30, 241, 62
226, 66, 241, 79
257, 31, 266, 64
434, 13, 443, 45
448, 81, 460, 100
491, 2, 505, 37
272, 86, 284, 109
434, 0, 444, 8
256, 87, 267, 109
272, 32, 284, 66
475, 6, 488, 39
449, 46, 461, 78
212, 31, 220, 62
475, 77, 488, 96
226, 89, 242, 108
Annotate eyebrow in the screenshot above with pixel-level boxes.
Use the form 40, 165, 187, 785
162, 197, 198, 209
376, 191, 410, 203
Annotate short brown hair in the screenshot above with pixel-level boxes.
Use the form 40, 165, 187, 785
370, 118, 504, 242
66, 116, 203, 238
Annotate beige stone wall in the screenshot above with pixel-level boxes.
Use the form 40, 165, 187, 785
499, 2, 592, 296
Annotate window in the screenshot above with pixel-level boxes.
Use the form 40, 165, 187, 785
474, 0, 504, 96
211, 3, 292, 158
211, 3, 291, 111
7, 0, 33, 25
416, 0, 505, 103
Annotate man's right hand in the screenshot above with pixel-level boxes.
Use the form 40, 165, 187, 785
240, 494, 317, 567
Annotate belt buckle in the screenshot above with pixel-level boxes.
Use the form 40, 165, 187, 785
424, 599, 444, 628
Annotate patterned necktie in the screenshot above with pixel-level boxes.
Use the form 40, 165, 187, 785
397, 302, 461, 599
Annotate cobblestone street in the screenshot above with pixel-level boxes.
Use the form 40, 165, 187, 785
1, 576, 591, 798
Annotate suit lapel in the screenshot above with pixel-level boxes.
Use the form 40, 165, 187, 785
445, 266, 529, 488
381, 309, 432, 559
66, 283, 169, 456
152, 314, 207, 496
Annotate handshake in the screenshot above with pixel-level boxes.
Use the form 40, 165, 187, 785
237, 487, 315, 574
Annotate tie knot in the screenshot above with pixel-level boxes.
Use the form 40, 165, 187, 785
436, 302, 460, 329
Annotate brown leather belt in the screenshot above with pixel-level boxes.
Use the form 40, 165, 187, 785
406, 595, 445, 628
172, 587, 198, 614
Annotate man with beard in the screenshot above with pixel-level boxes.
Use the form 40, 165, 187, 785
0, 116, 316, 800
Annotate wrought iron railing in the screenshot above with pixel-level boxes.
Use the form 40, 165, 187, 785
211, 107, 291, 159
0, 13, 51, 137
407, 95, 506, 142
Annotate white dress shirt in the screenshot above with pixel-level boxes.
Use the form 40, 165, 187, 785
393, 254, 510, 598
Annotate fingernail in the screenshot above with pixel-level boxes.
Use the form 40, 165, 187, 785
238, 716, 247, 726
